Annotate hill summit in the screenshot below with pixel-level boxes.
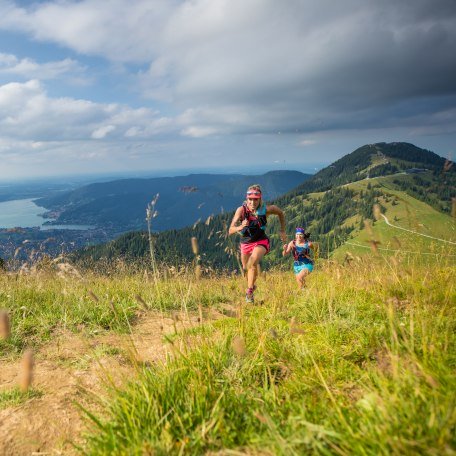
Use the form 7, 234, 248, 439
286, 142, 448, 197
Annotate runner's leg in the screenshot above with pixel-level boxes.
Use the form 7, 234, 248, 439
241, 252, 251, 275
297, 268, 310, 289
247, 246, 267, 289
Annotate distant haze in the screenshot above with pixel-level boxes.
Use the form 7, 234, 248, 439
34, 170, 311, 231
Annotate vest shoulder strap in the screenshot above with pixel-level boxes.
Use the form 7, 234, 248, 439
256, 204, 266, 216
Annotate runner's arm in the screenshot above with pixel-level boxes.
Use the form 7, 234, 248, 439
283, 240, 294, 256
228, 207, 248, 236
266, 205, 287, 243
310, 242, 318, 253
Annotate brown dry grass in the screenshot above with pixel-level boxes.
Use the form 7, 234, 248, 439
0, 311, 195, 455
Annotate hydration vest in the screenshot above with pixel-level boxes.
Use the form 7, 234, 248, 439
240, 204, 268, 242
292, 240, 313, 264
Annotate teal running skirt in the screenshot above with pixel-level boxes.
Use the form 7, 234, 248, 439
293, 262, 314, 274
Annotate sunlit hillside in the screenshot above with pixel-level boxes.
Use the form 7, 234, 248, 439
1, 250, 455, 454
329, 175, 456, 262
71, 142, 455, 272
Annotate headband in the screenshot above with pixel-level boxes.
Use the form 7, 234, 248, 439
246, 190, 262, 199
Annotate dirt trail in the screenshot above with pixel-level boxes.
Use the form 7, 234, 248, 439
0, 311, 201, 455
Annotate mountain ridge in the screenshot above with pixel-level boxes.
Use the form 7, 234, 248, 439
35, 170, 311, 232
74, 142, 455, 269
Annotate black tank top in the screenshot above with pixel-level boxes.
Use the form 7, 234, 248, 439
240, 204, 268, 244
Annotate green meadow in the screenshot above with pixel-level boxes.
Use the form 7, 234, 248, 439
332, 176, 456, 263
78, 258, 455, 455
1, 182, 455, 454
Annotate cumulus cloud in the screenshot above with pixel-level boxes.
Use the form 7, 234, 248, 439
299, 139, 317, 147
0, 1, 455, 135
0, 0, 455, 178
0, 0, 171, 62
0, 52, 87, 82
180, 126, 218, 138
91, 125, 116, 139
0, 79, 174, 141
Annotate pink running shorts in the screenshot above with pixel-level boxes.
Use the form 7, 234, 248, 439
240, 239, 270, 255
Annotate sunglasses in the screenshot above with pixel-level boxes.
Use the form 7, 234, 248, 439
246, 191, 261, 196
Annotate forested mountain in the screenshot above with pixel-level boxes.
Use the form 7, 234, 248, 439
74, 142, 455, 271
36, 171, 309, 232
276, 142, 449, 198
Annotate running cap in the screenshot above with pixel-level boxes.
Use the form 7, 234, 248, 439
246, 190, 262, 199
295, 227, 305, 234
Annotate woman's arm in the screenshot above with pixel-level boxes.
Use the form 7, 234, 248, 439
266, 205, 287, 243
310, 242, 318, 253
228, 207, 248, 236
282, 240, 294, 256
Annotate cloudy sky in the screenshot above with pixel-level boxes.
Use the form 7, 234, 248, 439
0, 0, 455, 180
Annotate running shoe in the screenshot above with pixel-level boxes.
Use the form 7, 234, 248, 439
245, 287, 255, 303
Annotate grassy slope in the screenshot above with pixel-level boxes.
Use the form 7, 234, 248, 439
332, 176, 456, 262
74, 257, 455, 455
0, 266, 230, 358
1, 253, 455, 454
2, 165, 455, 454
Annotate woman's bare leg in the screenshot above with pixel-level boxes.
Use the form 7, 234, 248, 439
246, 247, 267, 289
241, 252, 251, 279
296, 269, 310, 289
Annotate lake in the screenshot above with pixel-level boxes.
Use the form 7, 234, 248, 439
0, 198, 93, 230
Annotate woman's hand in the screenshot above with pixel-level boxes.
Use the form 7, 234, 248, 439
239, 219, 249, 232
229, 206, 247, 236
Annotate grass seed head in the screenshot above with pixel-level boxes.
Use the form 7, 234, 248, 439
363, 219, 373, 236
392, 236, 402, 249
191, 237, 199, 255
344, 253, 354, 265
135, 294, 147, 309
290, 317, 305, 335
0, 310, 11, 340
232, 335, 247, 356
370, 240, 380, 254
443, 158, 453, 172
88, 290, 99, 302
373, 204, 381, 221
253, 411, 268, 424
195, 264, 202, 279
20, 349, 34, 392
56, 262, 83, 280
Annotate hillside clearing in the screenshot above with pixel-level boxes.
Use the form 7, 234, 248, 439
0, 310, 205, 455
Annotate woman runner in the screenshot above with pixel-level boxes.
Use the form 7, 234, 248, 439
229, 184, 287, 303
283, 228, 316, 289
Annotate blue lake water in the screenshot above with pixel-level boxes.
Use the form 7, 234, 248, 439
0, 198, 93, 230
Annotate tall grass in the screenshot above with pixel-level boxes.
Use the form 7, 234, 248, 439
82, 256, 456, 455
0, 267, 233, 358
